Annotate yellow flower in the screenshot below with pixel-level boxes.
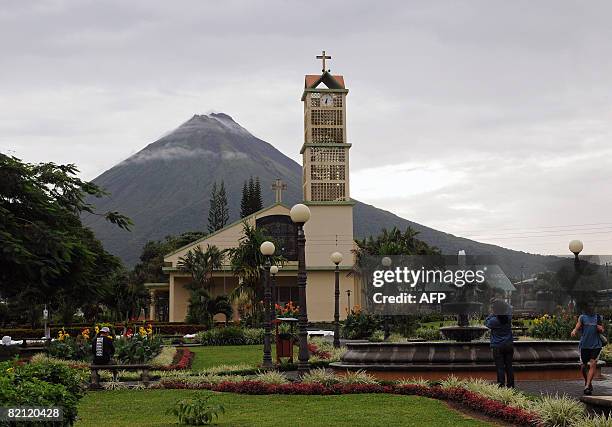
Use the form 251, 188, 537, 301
95, 325, 100, 334
6, 367, 14, 373
138, 327, 147, 337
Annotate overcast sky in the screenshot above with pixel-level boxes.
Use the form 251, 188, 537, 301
2, 0, 612, 255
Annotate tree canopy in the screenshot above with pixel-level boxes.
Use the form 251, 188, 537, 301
0, 154, 131, 325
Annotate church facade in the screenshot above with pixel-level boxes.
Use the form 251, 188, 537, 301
148, 54, 360, 322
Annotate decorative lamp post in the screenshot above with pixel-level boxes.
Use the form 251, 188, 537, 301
260, 241, 275, 368
290, 203, 311, 374
569, 240, 584, 311
381, 257, 392, 340
43, 305, 50, 340
270, 265, 279, 321
330, 251, 343, 348
569, 240, 583, 271
346, 289, 352, 312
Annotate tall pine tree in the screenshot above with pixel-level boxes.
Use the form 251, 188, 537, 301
217, 181, 229, 229
240, 181, 250, 218
208, 181, 230, 232
239, 176, 263, 218
207, 182, 219, 233
252, 176, 263, 213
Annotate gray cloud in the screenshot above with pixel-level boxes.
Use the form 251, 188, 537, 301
2, 0, 612, 254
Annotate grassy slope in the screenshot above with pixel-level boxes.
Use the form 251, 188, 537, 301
76, 390, 492, 427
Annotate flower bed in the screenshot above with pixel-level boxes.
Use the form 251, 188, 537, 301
157, 348, 194, 371
154, 380, 539, 426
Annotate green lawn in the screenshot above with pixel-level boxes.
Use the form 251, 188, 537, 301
188, 345, 262, 370
76, 390, 492, 426
189, 345, 294, 370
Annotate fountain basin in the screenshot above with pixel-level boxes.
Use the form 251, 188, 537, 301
330, 340, 601, 381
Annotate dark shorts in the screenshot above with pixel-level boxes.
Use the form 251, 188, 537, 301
580, 348, 601, 364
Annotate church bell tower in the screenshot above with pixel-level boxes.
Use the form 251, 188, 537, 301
301, 51, 354, 268
301, 51, 351, 202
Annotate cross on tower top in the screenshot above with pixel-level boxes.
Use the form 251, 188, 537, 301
271, 178, 287, 203
316, 50, 331, 72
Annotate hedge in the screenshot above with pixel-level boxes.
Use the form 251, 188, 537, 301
0, 324, 207, 339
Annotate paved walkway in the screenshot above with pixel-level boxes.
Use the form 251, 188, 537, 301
516, 367, 612, 399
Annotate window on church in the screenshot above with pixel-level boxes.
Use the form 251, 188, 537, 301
255, 215, 298, 261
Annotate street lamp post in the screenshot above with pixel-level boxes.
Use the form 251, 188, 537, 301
43, 305, 49, 340
569, 240, 583, 311
381, 257, 392, 340
330, 252, 343, 348
260, 241, 275, 369
346, 289, 352, 312
290, 203, 311, 375
569, 240, 583, 272
270, 265, 279, 322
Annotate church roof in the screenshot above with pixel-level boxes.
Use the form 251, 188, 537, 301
304, 72, 345, 89
163, 202, 291, 261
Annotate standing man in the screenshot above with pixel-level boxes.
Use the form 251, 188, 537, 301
485, 299, 515, 388
92, 326, 115, 365
571, 306, 604, 395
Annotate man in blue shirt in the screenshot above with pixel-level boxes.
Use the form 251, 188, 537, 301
485, 299, 514, 388
571, 308, 604, 395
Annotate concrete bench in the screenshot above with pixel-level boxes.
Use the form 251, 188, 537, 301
580, 396, 612, 415
90, 364, 151, 389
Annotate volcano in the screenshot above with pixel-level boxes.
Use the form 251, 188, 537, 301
83, 113, 553, 276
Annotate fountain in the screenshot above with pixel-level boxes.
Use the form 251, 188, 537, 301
330, 251, 595, 381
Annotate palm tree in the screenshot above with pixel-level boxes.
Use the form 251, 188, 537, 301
178, 245, 225, 325
227, 222, 285, 321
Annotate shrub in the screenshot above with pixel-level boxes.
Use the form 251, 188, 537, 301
341, 306, 380, 339
254, 370, 289, 385
439, 375, 465, 389
47, 328, 91, 361
396, 377, 428, 387
167, 394, 225, 425
534, 394, 585, 427
369, 330, 385, 342
574, 413, 612, 427
0, 359, 86, 425
337, 370, 379, 385
301, 368, 339, 386
529, 311, 577, 340
414, 327, 441, 341
461, 378, 531, 410
600, 344, 612, 364
387, 332, 406, 343
102, 380, 128, 390
242, 328, 265, 345
195, 327, 264, 346
114, 334, 163, 363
